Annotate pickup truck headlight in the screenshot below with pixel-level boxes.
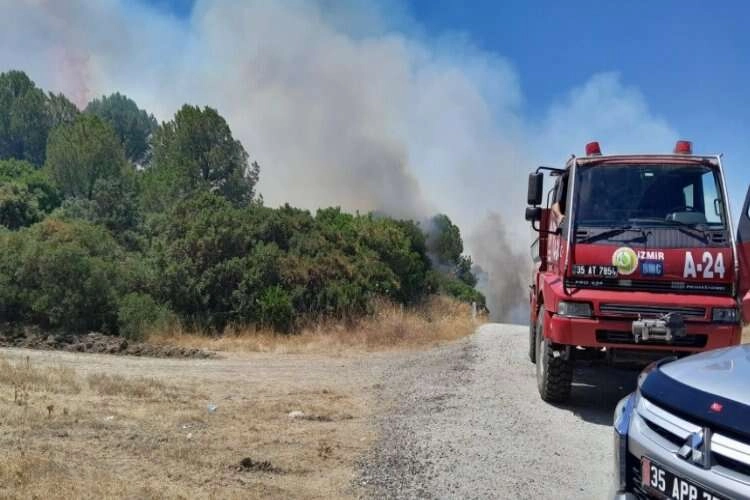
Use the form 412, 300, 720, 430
712, 307, 739, 324
613, 393, 637, 491
557, 301, 593, 318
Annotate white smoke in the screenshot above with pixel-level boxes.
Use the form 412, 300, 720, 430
0, 0, 678, 321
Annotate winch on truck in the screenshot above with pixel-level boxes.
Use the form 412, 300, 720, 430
525, 140, 750, 403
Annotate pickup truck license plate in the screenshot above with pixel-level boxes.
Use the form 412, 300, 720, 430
641, 457, 727, 500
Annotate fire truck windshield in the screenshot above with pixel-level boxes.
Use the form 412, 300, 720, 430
574, 164, 726, 229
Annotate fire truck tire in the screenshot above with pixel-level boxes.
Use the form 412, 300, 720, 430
528, 316, 537, 364
535, 309, 572, 403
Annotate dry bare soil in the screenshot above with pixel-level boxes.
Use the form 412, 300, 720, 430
0, 348, 385, 499
0, 298, 477, 499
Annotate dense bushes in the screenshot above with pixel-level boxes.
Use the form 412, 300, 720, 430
0, 70, 485, 338
0, 219, 128, 333
147, 195, 433, 331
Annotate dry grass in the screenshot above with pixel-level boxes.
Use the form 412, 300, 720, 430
86, 372, 178, 399
0, 349, 373, 499
148, 295, 480, 354
0, 356, 80, 396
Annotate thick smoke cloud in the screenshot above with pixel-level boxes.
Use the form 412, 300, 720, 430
0, 0, 678, 321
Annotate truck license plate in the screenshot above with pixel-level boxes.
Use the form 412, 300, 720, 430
571, 264, 618, 278
641, 457, 727, 500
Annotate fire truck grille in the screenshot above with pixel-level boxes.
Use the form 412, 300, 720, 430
595, 330, 707, 348
564, 278, 732, 296
599, 303, 706, 318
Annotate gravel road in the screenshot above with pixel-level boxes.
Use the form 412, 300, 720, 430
361, 323, 640, 500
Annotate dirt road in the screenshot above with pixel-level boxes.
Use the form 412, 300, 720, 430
361, 323, 639, 499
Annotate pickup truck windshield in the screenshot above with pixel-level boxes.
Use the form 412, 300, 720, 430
574, 164, 726, 228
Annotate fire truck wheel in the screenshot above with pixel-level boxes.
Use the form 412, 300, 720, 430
535, 308, 572, 403
528, 314, 537, 364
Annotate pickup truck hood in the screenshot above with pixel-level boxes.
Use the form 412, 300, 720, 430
660, 345, 750, 406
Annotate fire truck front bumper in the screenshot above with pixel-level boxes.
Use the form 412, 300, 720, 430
547, 312, 741, 353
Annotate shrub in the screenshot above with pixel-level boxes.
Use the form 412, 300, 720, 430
257, 286, 294, 333
0, 219, 126, 333
429, 270, 486, 310
117, 293, 174, 341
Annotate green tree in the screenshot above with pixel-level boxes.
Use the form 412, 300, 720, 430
145, 105, 259, 210
45, 114, 129, 200
85, 92, 157, 164
456, 255, 478, 287
427, 213, 463, 265
0, 182, 41, 229
0, 158, 37, 179
47, 92, 80, 129
0, 159, 60, 228
0, 70, 50, 166
53, 172, 141, 238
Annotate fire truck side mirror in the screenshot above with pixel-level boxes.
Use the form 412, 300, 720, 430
527, 172, 544, 206
525, 206, 542, 222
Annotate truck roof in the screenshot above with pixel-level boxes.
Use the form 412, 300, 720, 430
569, 154, 720, 168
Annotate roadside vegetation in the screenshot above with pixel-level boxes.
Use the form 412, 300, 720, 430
148, 295, 479, 354
0, 70, 485, 343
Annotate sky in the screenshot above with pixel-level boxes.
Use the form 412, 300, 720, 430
147, 0, 750, 208
1, 0, 748, 319
408, 1, 749, 177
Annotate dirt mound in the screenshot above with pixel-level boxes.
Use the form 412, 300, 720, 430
0, 329, 214, 359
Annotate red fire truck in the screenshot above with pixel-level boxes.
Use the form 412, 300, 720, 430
525, 140, 750, 403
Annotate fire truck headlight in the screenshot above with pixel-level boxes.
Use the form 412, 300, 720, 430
557, 301, 593, 318
712, 307, 739, 324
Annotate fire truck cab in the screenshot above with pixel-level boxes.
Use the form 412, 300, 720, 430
525, 140, 750, 403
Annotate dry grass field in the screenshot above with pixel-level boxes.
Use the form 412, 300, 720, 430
0, 296, 478, 499
0, 350, 376, 499
147, 296, 479, 355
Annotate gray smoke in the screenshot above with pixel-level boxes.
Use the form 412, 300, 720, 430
0, 0, 679, 323
470, 213, 528, 322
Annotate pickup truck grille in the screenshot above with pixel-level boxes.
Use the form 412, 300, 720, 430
638, 398, 750, 482
627, 453, 650, 500
599, 303, 706, 318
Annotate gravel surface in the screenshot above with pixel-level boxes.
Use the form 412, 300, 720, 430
360, 323, 639, 499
